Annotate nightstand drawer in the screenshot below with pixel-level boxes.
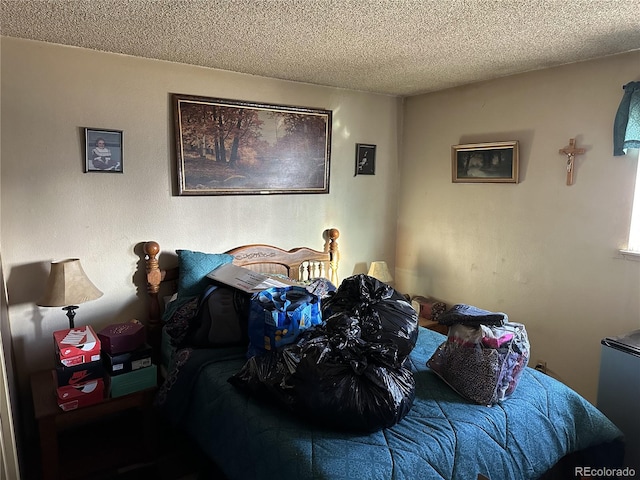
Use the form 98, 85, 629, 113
30, 369, 157, 480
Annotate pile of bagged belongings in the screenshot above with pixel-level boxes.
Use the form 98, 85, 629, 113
229, 274, 419, 432
427, 304, 530, 405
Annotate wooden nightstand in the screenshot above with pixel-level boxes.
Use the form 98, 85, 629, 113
30, 370, 157, 480
419, 317, 449, 335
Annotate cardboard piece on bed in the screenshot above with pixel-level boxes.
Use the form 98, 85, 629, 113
207, 263, 298, 293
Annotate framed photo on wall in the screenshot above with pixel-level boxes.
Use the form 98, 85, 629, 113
84, 128, 123, 173
173, 94, 332, 195
452, 141, 519, 183
355, 143, 376, 175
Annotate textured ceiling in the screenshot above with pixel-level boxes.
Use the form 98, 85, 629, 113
1, 0, 640, 96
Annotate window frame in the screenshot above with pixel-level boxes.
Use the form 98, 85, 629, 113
620, 149, 640, 259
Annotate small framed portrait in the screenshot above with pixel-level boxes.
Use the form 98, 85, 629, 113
84, 128, 123, 173
355, 143, 376, 175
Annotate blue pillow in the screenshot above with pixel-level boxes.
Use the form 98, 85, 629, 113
177, 249, 234, 298
162, 250, 234, 323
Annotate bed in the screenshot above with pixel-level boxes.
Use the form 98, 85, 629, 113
140, 228, 624, 480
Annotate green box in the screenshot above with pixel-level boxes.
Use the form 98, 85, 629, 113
109, 364, 157, 398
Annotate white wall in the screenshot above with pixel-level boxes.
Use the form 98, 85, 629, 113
0, 255, 21, 480
3, 36, 637, 413
398, 51, 640, 403
0, 37, 401, 399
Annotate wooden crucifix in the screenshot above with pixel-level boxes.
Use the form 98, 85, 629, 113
559, 138, 586, 185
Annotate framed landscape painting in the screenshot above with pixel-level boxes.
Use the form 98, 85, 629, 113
452, 141, 519, 183
173, 94, 332, 195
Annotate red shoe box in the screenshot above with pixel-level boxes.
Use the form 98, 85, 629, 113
97, 321, 146, 355
55, 359, 105, 387
55, 376, 105, 411
53, 326, 101, 367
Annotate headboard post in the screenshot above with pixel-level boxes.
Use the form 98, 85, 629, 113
143, 241, 163, 344
327, 228, 340, 285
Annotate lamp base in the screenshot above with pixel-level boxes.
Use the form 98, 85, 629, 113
62, 306, 79, 329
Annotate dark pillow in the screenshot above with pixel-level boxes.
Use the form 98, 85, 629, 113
184, 286, 250, 348
164, 296, 199, 346
437, 304, 507, 327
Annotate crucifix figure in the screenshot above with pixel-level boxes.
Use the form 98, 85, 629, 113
559, 138, 586, 185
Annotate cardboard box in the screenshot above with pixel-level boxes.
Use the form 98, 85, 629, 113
55, 359, 105, 387
56, 377, 105, 411
109, 364, 157, 398
411, 296, 447, 321
102, 343, 152, 376
53, 326, 101, 367
98, 321, 146, 355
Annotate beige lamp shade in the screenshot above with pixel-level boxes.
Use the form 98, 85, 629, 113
38, 259, 103, 307
368, 261, 394, 283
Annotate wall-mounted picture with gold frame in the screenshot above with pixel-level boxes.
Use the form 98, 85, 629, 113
452, 141, 519, 183
173, 94, 332, 195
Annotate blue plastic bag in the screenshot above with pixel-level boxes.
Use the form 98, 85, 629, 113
247, 286, 322, 358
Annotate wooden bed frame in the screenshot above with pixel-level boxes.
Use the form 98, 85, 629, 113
142, 228, 340, 353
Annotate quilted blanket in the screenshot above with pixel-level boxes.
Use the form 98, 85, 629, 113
157, 328, 623, 480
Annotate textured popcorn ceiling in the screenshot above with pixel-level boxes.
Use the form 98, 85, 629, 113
1, 0, 639, 96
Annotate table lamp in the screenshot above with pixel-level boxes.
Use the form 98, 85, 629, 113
368, 261, 394, 284
37, 259, 103, 329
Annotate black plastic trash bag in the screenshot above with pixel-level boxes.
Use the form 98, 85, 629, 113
322, 274, 419, 361
286, 313, 416, 432
230, 312, 416, 432
228, 350, 296, 409
229, 275, 420, 433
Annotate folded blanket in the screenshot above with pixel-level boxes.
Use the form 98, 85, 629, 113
438, 304, 507, 327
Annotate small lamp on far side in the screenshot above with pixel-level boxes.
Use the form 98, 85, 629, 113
37, 259, 103, 329
368, 261, 394, 284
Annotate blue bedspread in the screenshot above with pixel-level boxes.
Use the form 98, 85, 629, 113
158, 327, 623, 480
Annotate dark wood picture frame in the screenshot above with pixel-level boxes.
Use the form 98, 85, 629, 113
452, 141, 519, 183
355, 143, 376, 175
173, 94, 332, 195
84, 128, 123, 173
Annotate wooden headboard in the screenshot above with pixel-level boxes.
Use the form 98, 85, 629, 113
142, 228, 340, 348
